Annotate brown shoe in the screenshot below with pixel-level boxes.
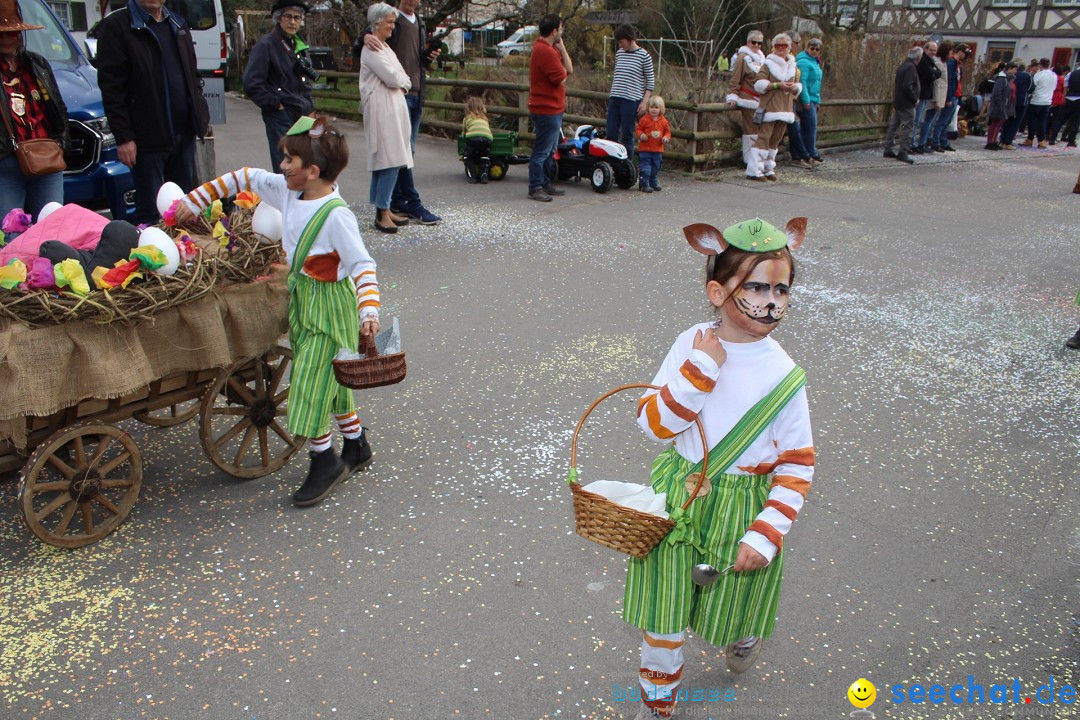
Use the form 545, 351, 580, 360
1019, 139, 1033, 146
725, 636, 763, 673
542, 184, 566, 196
1038, 141, 1048, 149
374, 210, 399, 233
765, 174, 778, 181
388, 211, 410, 226
747, 175, 767, 182
527, 189, 552, 202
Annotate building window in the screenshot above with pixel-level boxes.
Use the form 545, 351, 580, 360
985, 42, 1017, 65
1049, 0, 1080, 6
46, 1, 69, 29
69, 1, 87, 31
988, 0, 1029, 6
909, 0, 943, 7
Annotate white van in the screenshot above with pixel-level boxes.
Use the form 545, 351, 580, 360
496, 25, 538, 57
85, 0, 229, 79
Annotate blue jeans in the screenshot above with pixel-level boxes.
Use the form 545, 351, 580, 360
1026, 105, 1050, 142
606, 96, 638, 155
1000, 104, 1027, 146
798, 102, 819, 158
787, 113, 807, 159
263, 107, 300, 171
130, 133, 197, 224
931, 103, 954, 147
638, 151, 661, 187
911, 99, 930, 146
0, 154, 63, 223
528, 112, 562, 192
917, 106, 938, 147
370, 166, 402, 209
391, 93, 424, 212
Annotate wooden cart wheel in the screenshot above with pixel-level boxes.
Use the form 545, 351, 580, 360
18, 422, 143, 548
133, 400, 200, 427
199, 346, 303, 479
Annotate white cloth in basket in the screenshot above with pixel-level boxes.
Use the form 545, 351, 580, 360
582, 481, 669, 519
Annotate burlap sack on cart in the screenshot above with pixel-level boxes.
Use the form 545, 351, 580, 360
0, 270, 288, 449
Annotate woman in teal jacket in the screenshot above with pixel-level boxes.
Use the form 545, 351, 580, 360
795, 39, 824, 164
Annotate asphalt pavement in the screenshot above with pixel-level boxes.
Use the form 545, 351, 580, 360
0, 95, 1078, 720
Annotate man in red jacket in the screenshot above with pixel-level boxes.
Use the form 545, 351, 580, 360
527, 15, 573, 202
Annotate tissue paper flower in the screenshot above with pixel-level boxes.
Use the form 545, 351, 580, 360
92, 259, 143, 289
55, 259, 90, 295
2, 208, 31, 234
212, 218, 231, 249
130, 245, 167, 271
176, 234, 200, 262
203, 199, 224, 224
161, 198, 181, 227
0, 257, 27, 289
0, 230, 6, 248
235, 191, 260, 209
26, 257, 57, 289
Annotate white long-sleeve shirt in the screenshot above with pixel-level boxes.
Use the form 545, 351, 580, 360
637, 323, 814, 563
183, 167, 380, 319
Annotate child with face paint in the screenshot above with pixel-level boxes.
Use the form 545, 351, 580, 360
623, 218, 815, 719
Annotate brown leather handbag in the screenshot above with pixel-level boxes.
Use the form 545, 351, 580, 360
1, 105, 65, 176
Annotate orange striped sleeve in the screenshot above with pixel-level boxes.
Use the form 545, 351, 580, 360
737, 446, 816, 474
770, 474, 811, 498
660, 385, 697, 422
764, 499, 798, 521
679, 359, 716, 392
640, 665, 683, 686
748, 519, 784, 549
641, 395, 676, 439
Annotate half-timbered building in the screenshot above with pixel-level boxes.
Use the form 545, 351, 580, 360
866, 0, 1080, 67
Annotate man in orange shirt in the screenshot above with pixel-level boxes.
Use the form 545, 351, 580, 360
527, 15, 573, 202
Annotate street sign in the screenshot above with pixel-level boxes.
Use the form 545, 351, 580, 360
585, 10, 639, 25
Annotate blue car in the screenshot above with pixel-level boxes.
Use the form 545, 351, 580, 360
21, 0, 135, 219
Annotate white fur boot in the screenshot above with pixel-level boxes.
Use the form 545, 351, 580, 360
742, 134, 757, 167
764, 148, 778, 176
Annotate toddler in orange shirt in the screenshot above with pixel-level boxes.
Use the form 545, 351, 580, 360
635, 95, 671, 193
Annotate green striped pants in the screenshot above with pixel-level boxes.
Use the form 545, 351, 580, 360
623, 447, 784, 647
286, 273, 359, 438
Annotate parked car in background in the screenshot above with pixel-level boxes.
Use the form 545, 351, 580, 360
22, 0, 135, 219
495, 25, 537, 57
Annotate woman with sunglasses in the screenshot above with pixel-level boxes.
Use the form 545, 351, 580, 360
747, 33, 802, 182
724, 30, 767, 174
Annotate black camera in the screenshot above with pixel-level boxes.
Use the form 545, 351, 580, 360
294, 54, 320, 82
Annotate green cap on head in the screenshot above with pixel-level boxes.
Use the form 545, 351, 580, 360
684, 217, 807, 256
286, 115, 316, 136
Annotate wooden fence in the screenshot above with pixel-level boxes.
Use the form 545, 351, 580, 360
313, 71, 892, 173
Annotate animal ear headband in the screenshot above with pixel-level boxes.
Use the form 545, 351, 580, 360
684, 217, 807, 256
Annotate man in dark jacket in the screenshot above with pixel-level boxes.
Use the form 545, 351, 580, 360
1000, 60, 1031, 148
883, 46, 922, 164
96, 0, 210, 224
355, 0, 441, 224
910, 40, 938, 151
243, 1, 315, 169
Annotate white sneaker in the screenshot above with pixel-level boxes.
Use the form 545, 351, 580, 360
725, 636, 763, 673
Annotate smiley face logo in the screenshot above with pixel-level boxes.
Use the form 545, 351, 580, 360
848, 678, 876, 708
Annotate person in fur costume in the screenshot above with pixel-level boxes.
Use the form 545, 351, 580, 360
747, 34, 802, 182
724, 30, 767, 173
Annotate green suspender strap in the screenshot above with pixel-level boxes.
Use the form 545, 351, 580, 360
289, 198, 348, 277
664, 365, 807, 550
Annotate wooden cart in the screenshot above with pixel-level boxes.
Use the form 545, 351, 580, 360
0, 271, 303, 548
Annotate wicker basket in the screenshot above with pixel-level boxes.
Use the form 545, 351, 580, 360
568, 383, 709, 558
332, 332, 406, 389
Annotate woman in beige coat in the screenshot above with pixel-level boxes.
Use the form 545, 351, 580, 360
360, 2, 414, 233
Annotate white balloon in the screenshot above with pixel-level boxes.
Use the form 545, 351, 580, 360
37, 201, 64, 222
156, 182, 185, 217
138, 226, 181, 276
251, 202, 282, 244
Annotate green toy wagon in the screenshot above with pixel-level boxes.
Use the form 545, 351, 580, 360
456, 130, 529, 182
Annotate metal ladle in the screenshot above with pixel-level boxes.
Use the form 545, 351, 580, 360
691, 563, 735, 586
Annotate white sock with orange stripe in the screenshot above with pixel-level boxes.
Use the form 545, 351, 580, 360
334, 411, 362, 439
639, 630, 685, 716
309, 432, 333, 453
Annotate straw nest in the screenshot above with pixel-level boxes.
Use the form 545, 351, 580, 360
0, 207, 284, 328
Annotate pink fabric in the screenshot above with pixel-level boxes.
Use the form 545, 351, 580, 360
0, 204, 109, 266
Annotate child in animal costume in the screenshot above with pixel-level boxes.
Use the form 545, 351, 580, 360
725, 30, 767, 172
174, 116, 380, 507
623, 217, 815, 719
748, 33, 802, 181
